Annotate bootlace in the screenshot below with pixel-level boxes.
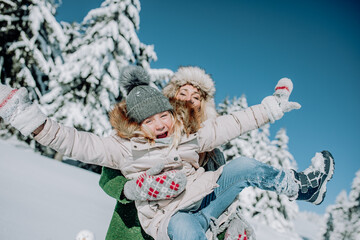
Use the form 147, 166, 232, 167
298, 170, 322, 193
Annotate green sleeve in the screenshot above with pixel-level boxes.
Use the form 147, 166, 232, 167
99, 166, 132, 204
99, 167, 153, 239
105, 201, 153, 240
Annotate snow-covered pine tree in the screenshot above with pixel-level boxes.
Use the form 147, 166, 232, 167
0, 0, 66, 144
218, 95, 300, 235
271, 128, 297, 170
0, 0, 66, 94
217, 96, 255, 159
321, 170, 360, 240
40, 0, 172, 171
348, 170, 360, 239
43, 0, 171, 137
1, 0, 172, 170
322, 191, 351, 240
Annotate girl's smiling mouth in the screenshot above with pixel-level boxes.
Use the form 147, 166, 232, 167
156, 132, 168, 139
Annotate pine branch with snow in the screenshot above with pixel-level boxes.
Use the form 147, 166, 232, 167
0, 0, 66, 156
321, 170, 360, 240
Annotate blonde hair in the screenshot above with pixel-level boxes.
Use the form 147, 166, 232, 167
140, 110, 185, 150
174, 85, 208, 123
199, 98, 208, 123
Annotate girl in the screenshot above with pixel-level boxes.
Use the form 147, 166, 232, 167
0, 66, 334, 240
99, 66, 226, 240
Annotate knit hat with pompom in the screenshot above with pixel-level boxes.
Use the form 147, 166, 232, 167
121, 65, 173, 123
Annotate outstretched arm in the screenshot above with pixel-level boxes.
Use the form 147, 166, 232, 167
198, 78, 301, 152
0, 83, 128, 169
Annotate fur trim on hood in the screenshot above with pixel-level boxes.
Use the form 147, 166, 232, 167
109, 98, 201, 139
163, 66, 217, 120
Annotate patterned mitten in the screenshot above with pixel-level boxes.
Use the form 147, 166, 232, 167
123, 164, 187, 201
261, 78, 301, 123
224, 214, 256, 240
0, 84, 47, 136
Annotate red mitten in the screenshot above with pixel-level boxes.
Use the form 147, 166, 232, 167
124, 164, 187, 201
0, 84, 46, 136
261, 78, 301, 123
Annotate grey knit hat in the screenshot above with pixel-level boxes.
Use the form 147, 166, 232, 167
121, 65, 173, 123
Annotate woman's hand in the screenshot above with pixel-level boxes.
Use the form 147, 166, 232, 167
0, 84, 47, 136
261, 78, 301, 123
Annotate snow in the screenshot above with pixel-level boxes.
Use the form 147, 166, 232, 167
0, 0, 16, 8
293, 212, 324, 240
310, 152, 326, 171
0, 139, 323, 240
0, 139, 114, 240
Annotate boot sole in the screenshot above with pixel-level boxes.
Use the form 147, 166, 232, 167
312, 151, 335, 205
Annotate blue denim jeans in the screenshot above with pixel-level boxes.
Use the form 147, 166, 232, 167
167, 157, 298, 240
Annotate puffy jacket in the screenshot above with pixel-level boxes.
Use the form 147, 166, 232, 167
99, 148, 226, 240
34, 103, 269, 240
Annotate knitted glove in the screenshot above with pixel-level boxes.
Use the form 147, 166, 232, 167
123, 163, 187, 201
0, 84, 47, 136
261, 78, 301, 123
224, 214, 256, 240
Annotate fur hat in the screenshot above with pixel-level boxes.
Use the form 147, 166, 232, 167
121, 65, 173, 123
163, 66, 217, 120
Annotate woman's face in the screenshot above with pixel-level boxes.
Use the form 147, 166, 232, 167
175, 84, 202, 110
141, 111, 174, 139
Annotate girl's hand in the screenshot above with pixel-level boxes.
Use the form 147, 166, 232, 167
0, 84, 47, 136
261, 78, 301, 123
123, 164, 187, 201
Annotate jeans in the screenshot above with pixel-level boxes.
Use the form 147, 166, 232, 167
167, 157, 298, 240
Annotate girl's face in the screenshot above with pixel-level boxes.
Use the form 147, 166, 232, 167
176, 84, 202, 110
141, 111, 174, 139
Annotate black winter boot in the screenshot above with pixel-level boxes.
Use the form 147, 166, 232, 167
293, 151, 334, 205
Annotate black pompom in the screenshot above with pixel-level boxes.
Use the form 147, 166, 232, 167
120, 65, 150, 94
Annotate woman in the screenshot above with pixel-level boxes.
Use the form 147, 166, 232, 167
99, 66, 225, 240
0, 66, 334, 240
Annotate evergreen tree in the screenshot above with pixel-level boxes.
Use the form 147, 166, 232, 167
348, 170, 360, 239
271, 128, 297, 169
41, 0, 172, 172
322, 170, 360, 240
0, 0, 66, 145
43, 0, 172, 136
0, 0, 65, 97
218, 96, 300, 234
1, 0, 172, 170
43, 0, 156, 137
218, 96, 255, 160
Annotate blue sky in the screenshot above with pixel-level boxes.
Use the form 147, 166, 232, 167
56, 0, 360, 214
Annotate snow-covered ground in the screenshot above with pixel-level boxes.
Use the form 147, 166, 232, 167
0, 139, 114, 239
0, 139, 323, 240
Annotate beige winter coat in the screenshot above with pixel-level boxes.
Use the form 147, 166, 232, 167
34, 102, 269, 240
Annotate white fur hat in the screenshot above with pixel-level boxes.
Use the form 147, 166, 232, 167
163, 66, 217, 120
